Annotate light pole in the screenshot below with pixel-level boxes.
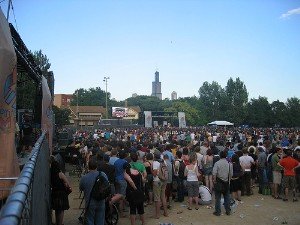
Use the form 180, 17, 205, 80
76, 90, 79, 129
103, 77, 110, 119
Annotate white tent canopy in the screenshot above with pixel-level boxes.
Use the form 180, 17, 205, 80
207, 120, 234, 126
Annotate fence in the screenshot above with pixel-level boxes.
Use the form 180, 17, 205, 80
0, 132, 51, 225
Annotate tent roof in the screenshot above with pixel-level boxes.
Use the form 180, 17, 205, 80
207, 121, 234, 126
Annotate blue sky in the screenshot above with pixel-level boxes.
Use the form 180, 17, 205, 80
1, 0, 299, 102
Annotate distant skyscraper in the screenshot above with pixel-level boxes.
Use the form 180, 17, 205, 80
151, 71, 162, 100
171, 91, 177, 100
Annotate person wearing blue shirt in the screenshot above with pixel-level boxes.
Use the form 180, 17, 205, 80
111, 150, 129, 217
80, 158, 108, 225
163, 144, 174, 163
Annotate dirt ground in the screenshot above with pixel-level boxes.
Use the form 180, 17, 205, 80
63, 167, 300, 225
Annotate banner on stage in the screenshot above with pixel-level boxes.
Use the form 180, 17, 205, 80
178, 112, 186, 128
0, 10, 20, 200
144, 111, 152, 128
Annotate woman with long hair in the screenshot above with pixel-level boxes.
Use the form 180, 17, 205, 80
143, 153, 154, 205
202, 149, 214, 192
50, 155, 71, 225
184, 153, 200, 210
230, 154, 243, 201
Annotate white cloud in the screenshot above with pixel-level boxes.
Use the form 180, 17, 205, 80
280, 7, 300, 19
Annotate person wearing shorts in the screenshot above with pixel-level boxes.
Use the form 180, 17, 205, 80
272, 147, 283, 199
184, 153, 200, 210
279, 149, 300, 202
152, 151, 168, 219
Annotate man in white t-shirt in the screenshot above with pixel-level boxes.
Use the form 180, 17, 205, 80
199, 183, 212, 205
239, 148, 255, 195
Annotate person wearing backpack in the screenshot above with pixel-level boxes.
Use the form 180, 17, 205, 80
152, 150, 168, 219
174, 151, 186, 202
79, 158, 108, 225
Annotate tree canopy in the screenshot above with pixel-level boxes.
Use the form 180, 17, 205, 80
67, 79, 300, 127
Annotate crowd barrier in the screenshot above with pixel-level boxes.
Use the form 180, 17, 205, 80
0, 133, 51, 225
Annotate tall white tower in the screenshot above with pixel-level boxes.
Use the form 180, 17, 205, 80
171, 91, 177, 100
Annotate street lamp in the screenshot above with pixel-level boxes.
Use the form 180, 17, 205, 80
103, 77, 110, 119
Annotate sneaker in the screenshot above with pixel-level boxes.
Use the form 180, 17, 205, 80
213, 212, 221, 216
226, 210, 231, 215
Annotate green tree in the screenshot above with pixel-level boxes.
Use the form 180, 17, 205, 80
225, 77, 248, 125
17, 50, 51, 112
164, 101, 202, 126
32, 50, 51, 76
286, 97, 300, 127
126, 95, 165, 111
53, 105, 71, 127
16, 72, 37, 110
70, 87, 107, 106
245, 96, 272, 127
270, 100, 288, 127
198, 81, 225, 123
177, 96, 205, 125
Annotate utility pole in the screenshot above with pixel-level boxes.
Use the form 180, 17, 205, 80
7, 0, 12, 20
103, 77, 110, 119
76, 90, 79, 128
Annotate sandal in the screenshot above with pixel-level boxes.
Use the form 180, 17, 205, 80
293, 198, 298, 202
274, 196, 282, 199
187, 207, 192, 210
195, 207, 199, 210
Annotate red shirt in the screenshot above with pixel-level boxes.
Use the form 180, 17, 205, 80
279, 156, 299, 176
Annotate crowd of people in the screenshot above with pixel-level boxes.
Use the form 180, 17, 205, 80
52, 126, 300, 225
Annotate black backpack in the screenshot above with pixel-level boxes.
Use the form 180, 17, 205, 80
90, 172, 111, 201
178, 160, 186, 179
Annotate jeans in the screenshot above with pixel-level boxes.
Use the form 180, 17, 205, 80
214, 189, 230, 214
175, 176, 185, 202
242, 172, 252, 195
258, 168, 267, 193
85, 199, 105, 225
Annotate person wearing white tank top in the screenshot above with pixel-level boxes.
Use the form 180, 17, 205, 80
184, 153, 200, 210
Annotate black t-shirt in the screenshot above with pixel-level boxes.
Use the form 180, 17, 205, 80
249, 153, 257, 170
22, 122, 33, 136
51, 165, 64, 191
126, 168, 143, 192
97, 161, 116, 183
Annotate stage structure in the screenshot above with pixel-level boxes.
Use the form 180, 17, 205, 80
143, 111, 186, 128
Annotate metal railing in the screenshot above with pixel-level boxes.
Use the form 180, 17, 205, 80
0, 132, 51, 225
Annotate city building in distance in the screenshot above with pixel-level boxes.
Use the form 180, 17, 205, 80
54, 94, 73, 108
171, 91, 177, 100
151, 71, 162, 100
